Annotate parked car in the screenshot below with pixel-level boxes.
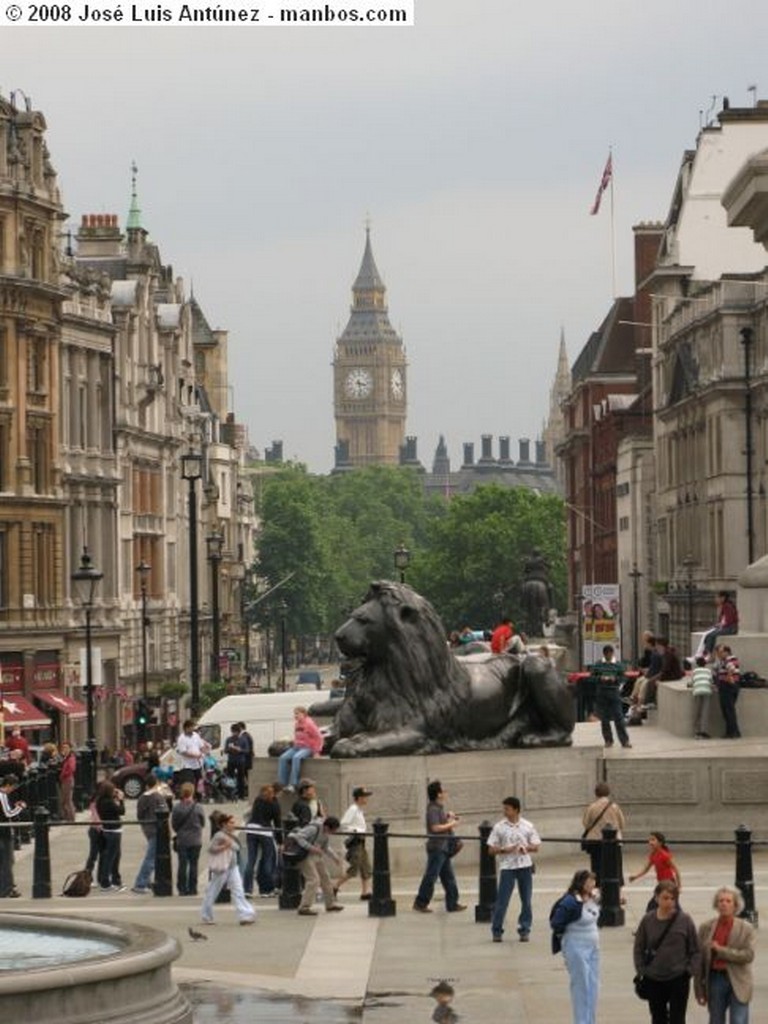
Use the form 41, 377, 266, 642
110, 748, 180, 799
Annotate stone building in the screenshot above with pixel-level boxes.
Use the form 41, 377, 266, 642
0, 91, 80, 737
646, 100, 768, 647
333, 229, 407, 468
0, 90, 255, 747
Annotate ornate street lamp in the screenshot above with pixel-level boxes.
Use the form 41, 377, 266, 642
393, 543, 411, 584
206, 532, 224, 686
72, 546, 103, 792
181, 451, 203, 716
136, 560, 151, 701
628, 564, 643, 666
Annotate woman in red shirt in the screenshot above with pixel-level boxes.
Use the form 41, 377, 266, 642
59, 741, 77, 822
629, 832, 681, 911
277, 707, 324, 792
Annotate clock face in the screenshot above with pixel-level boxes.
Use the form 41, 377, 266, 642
390, 368, 404, 399
345, 368, 373, 399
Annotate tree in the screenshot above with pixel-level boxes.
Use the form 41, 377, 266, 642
411, 485, 565, 631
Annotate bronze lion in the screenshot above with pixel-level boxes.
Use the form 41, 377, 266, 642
318, 581, 574, 758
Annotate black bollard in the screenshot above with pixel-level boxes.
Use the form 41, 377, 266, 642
474, 820, 497, 923
153, 805, 173, 896
597, 823, 624, 927
279, 813, 302, 910
369, 818, 396, 918
735, 824, 758, 925
32, 806, 51, 899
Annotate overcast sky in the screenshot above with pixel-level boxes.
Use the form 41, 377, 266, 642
3, 2, 768, 472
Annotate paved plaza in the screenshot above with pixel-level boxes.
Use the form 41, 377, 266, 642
6, 724, 768, 1022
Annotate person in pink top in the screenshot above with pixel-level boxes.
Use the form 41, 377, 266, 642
59, 741, 78, 822
277, 706, 324, 792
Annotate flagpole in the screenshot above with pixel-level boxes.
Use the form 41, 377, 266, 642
609, 146, 616, 298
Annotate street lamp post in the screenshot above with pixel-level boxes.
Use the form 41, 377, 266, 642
278, 598, 288, 692
72, 546, 103, 793
682, 552, 696, 646
393, 543, 411, 584
206, 532, 224, 687
628, 564, 643, 666
181, 451, 203, 717
136, 560, 151, 700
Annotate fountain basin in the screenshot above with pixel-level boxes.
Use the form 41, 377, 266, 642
0, 913, 191, 1024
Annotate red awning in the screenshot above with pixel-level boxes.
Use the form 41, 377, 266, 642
35, 690, 87, 720
0, 694, 51, 728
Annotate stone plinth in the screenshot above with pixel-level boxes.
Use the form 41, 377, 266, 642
657, 679, 768, 738
256, 744, 602, 874
604, 752, 768, 841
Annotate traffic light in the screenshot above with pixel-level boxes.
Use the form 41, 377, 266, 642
135, 700, 150, 727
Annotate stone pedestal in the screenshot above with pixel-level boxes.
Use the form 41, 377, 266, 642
657, 679, 768, 738
257, 743, 602, 875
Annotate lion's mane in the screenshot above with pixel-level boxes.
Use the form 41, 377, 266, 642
333, 582, 470, 744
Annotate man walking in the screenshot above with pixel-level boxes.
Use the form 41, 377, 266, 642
0, 775, 26, 898
488, 796, 540, 942
337, 785, 373, 900
292, 815, 345, 916
413, 780, 466, 914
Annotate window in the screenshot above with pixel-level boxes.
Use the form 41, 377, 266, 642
27, 420, 49, 493
0, 531, 6, 608
27, 337, 46, 394
619, 516, 629, 531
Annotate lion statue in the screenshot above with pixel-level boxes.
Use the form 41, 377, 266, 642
314, 581, 574, 758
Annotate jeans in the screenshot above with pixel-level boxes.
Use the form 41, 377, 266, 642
133, 834, 157, 890
718, 685, 741, 738
693, 694, 711, 735
414, 848, 460, 911
708, 969, 749, 1024
201, 861, 255, 923
597, 689, 630, 746
98, 832, 122, 888
0, 832, 16, 896
277, 746, 313, 787
177, 845, 201, 896
243, 833, 277, 895
562, 932, 599, 1024
491, 866, 533, 937
645, 973, 690, 1024
86, 827, 104, 873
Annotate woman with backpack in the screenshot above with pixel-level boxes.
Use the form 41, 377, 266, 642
550, 869, 600, 1024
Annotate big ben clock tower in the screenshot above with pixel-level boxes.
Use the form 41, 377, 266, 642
333, 228, 407, 467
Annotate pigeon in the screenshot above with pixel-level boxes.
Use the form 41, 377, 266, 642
188, 927, 209, 942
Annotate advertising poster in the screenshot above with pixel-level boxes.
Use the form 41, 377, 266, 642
581, 584, 622, 666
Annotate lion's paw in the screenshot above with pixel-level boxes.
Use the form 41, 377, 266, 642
330, 737, 363, 758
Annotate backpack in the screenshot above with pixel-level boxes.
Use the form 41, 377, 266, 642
549, 894, 582, 954
62, 868, 92, 897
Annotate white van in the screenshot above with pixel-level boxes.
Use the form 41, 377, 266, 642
196, 692, 333, 763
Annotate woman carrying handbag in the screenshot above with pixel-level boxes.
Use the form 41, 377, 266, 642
633, 880, 700, 1024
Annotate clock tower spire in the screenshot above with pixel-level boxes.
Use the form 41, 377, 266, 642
333, 227, 407, 468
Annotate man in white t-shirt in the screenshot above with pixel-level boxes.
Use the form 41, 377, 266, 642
488, 796, 540, 943
175, 719, 211, 792
336, 785, 373, 900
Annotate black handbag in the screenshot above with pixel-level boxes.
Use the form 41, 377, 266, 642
633, 974, 651, 1000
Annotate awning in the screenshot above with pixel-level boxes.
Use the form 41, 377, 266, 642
35, 690, 87, 720
0, 694, 51, 728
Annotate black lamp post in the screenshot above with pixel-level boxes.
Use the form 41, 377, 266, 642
72, 546, 103, 792
393, 543, 410, 584
682, 552, 696, 645
279, 598, 288, 692
242, 566, 254, 681
181, 451, 203, 716
206, 532, 224, 686
628, 563, 643, 666
136, 560, 151, 700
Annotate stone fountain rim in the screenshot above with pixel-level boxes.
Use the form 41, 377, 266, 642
0, 912, 181, 994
